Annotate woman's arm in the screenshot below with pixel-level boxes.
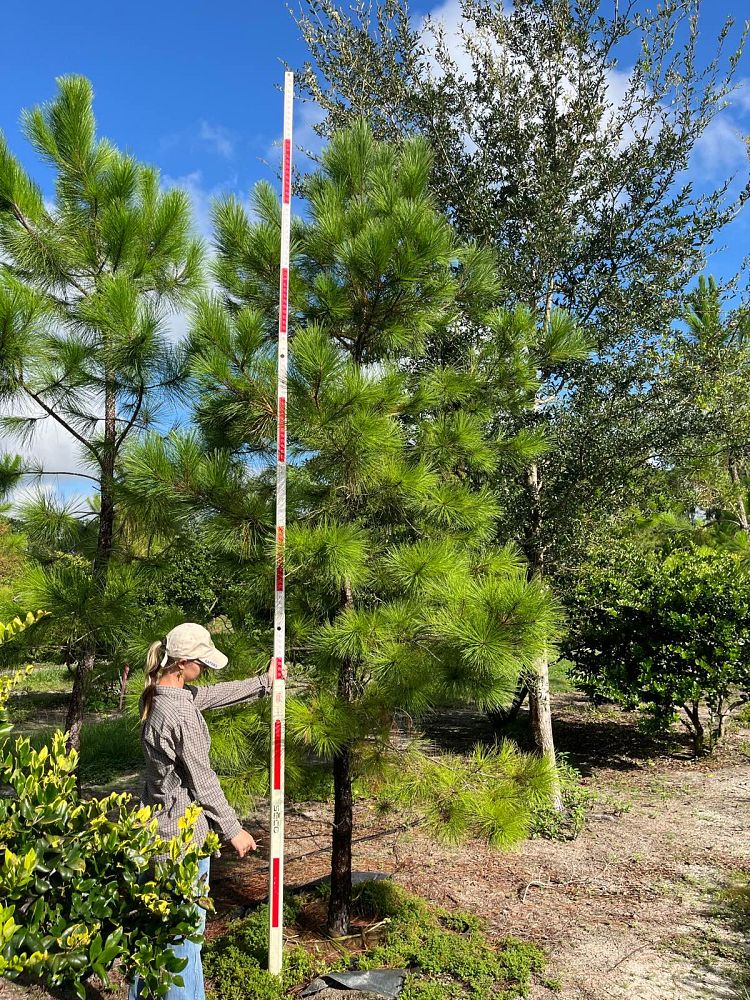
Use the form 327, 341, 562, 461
189, 675, 271, 711
174, 718, 243, 842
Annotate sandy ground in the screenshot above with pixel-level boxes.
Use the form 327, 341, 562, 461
208, 695, 750, 999
2, 693, 749, 999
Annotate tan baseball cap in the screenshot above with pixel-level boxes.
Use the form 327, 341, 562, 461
160, 623, 228, 671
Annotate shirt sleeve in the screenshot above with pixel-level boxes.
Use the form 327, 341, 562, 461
174, 713, 243, 843
189, 675, 271, 712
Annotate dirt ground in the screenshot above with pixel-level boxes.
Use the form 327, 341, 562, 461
2, 692, 749, 1000
207, 694, 750, 1000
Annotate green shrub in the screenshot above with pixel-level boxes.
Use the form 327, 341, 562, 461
204, 880, 546, 999
566, 543, 750, 754
0, 732, 219, 998
0, 665, 33, 738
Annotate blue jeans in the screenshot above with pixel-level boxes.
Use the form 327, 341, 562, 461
128, 856, 211, 1000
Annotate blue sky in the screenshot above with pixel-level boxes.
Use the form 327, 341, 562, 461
1, 0, 749, 495
0, 2, 316, 245
1, 3, 305, 197
2, 0, 748, 255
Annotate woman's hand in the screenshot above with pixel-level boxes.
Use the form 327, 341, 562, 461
230, 829, 257, 858
267, 657, 288, 686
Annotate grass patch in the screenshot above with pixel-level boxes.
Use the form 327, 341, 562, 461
204, 880, 546, 999
20, 713, 142, 784
548, 659, 575, 695
8, 689, 69, 722
667, 873, 750, 993
2, 661, 73, 693
530, 755, 593, 841
718, 873, 750, 989
80, 713, 142, 782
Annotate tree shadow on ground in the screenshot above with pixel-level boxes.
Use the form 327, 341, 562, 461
417, 693, 692, 777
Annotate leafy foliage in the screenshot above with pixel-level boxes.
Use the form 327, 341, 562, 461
294, 0, 748, 602
529, 756, 593, 841
662, 276, 750, 530
565, 541, 750, 754
0, 611, 46, 737
296, 0, 742, 340
0, 733, 219, 998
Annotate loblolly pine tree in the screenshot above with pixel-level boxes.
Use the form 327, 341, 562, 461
124, 122, 561, 935
0, 77, 202, 755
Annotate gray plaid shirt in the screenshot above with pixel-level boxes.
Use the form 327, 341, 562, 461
138, 676, 271, 854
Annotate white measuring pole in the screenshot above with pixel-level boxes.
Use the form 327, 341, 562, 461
268, 70, 293, 976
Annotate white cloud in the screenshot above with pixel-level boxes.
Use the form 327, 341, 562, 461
732, 78, 750, 115
265, 98, 327, 173
296, 100, 327, 162
163, 169, 239, 240
161, 120, 237, 160
163, 308, 192, 344
415, 0, 477, 80
198, 121, 235, 159
691, 114, 748, 180
0, 398, 97, 507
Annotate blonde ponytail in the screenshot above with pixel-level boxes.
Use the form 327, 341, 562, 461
141, 640, 166, 722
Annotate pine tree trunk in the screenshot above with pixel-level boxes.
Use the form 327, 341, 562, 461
328, 582, 355, 936
65, 376, 116, 758
64, 647, 95, 755
328, 741, 354, 936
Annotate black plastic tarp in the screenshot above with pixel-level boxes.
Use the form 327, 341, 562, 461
300, 969, 407, 998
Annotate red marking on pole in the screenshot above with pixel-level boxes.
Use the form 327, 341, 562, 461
279, 270, 289, 333
283, 140, 291, 204
276, 561, 284, 591
273, 719, 282, 789
278, 396, 286, 461
276, 656, 284, 681
271, 857, 281, 927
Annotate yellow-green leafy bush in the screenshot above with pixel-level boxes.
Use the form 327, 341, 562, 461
0, 732, 219, 998
0, 610, 46, 738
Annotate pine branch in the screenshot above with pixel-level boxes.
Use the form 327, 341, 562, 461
7, 201, 88, 298
22, 386, 101, 463
115, 385, 145, 450
24, 470, 99, 483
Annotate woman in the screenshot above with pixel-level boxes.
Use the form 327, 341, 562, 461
127, 622, 284, 1000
